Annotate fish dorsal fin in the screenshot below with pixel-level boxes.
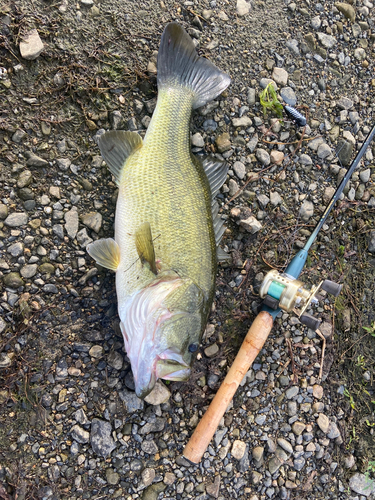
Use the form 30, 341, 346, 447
211, 200, 226, 246
135, 222, 157, 275
97, 131, 143, 186
86, 238, 120, 271
203, 157, 228, 199
158, 23, 231, 109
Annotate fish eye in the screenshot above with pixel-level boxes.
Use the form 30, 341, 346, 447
188, 343, 198, 353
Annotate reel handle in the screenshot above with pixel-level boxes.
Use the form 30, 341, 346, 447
183, 311, 274, 464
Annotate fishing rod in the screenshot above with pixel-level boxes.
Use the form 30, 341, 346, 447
183, 122, 375, 464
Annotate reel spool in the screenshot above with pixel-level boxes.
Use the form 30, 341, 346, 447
259, 269, 342, 330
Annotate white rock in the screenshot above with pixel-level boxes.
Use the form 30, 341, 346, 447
231, 440, 247, 460
236, 0, 250, 16
20, 29, 44, 60
272, 67, 288, 86
239, 215, 262, 234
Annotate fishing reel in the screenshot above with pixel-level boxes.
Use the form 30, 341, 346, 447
259, 269, 342, 331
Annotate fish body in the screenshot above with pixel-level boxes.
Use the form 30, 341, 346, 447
87, 23, 230, 397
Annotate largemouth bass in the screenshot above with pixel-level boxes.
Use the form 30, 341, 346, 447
87, 23, 231, 398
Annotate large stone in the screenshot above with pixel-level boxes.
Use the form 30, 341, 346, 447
82, 212, 102, 233
3, 272, 24, 288
272, 67, 288, 86
239, 215, 262, 234
4, 212, 28, 227
118, 388, 144, 413
64, 208, 79, 239
90, 419, 116, 457
144, 380, 171, 405
236, 0, 250, 16
20, 29, 44, 60
335, 2, 356, 22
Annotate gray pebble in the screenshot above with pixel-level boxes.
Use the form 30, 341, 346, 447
247, 134, 258, 153
317, 143, 332, 160
191, 132, 204, 148
255, 148, 271, 167
0, 204, 8, 219
71, 424, 90, 444
349, 473, 375, 497
202, 119, 217, 132
280, 87, 296, 106
359, 169, 371, 183
228, 179, 239, 197
90, 419, 116, 458
77, 228, 93, 248
247, 88, 256, 105
310, 15, 321, 29
257, 194, 270, 207
26, 154, 49, 167
43, 284, 59, 294
233, 161, 246, 180
293, 457, 306, 471
368, 230, 375, 253
337, 97, 353, 110
299, 200, 314, 221
20, 264, 38, 278
4, 212, 28, 227
285, 386, 299, 399
277, 438, 293, 454
110, 110, 122, 129
56, 158, 71, 172
270, 191, 282, 206
286, 39, 299, 56
82, 212, 102, 233
64, 208, 79, 239
7, 242, 24, 257
118, 388, 144, 413
141, 439, 158, 454
317, 32, 336, 48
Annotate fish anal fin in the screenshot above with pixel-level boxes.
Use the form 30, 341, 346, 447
135, 222, 157, 275
203, 157, 228, 199
86, 238, 120, 271
97, 131, 143, 186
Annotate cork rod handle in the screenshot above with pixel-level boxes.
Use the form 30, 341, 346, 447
183, 311, 274, 464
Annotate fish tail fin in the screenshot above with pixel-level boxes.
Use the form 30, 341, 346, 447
157, 23, 231, 109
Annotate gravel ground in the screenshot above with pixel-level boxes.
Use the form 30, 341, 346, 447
1, 1, 375, 499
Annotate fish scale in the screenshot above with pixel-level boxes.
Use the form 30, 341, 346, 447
115, 88, 216, 302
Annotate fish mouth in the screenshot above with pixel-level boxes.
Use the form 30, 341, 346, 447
134, 349, 191, 398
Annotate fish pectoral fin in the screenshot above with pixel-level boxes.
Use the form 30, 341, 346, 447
86, 238, 120, 271
135, 222, 157, 275
97, 131, 143, 186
